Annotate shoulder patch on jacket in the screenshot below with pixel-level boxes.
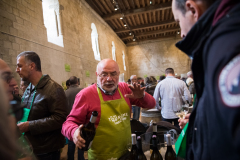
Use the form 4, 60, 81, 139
218, 54, 240, 107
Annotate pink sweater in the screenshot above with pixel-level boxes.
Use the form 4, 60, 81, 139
61, 82, 156, 141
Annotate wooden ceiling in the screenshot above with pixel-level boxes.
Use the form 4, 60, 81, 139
85, 0, 180, 45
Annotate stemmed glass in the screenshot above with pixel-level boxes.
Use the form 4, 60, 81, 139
172, 97, 189, 119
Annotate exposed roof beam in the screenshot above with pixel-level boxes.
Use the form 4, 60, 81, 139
103, 2, 172, 20
115, 20, 176, 33
85, 0, 103, 15
121, 27, 179, 40
126, 35, 176, 45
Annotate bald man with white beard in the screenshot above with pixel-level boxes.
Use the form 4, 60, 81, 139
62, 59, 156, 160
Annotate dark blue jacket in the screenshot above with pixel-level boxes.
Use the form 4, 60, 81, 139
176, 0, 240, 159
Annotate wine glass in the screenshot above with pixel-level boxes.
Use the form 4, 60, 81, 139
172, 97, 189, 119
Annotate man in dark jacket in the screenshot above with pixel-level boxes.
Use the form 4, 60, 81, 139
16, 51, 68, 160
65, 76, 84, 160
172, 0, 240, 159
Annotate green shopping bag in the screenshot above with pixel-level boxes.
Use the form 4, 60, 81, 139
175, 122, 188, 158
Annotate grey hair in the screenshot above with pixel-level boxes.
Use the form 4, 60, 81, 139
130, 75, 137, 80
187, 71, 192, 76
17, 51, 41, 72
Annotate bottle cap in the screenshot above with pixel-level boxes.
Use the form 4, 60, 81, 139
137, 136, 141, 140
92, 111, 98, 116
152, 135, 156, 138
132, 134, 136, 144
166, 134, 172, 145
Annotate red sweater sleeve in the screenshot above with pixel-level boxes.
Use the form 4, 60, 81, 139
61, 85, 101, 141
118, 82, 156, 109
130, 92, 156, 109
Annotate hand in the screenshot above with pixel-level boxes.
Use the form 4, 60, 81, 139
178, 113, 190, 129
17, 121, 29, 133
125, 82, 146, 99
73, 125, 86, 149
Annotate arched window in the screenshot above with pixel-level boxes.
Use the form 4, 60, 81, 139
91, 23, 101, 61
112, 41, 116, 61
122, 51, 126, 71
42, 0, 64, 47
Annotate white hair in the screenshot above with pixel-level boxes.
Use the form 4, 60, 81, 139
130, 75, 137, 80
187, 71, 192, 77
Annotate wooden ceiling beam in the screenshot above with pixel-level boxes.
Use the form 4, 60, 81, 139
86, 0, 103, 15
115, 20, 175, 33
100, 0, 112, 13
102, 1, 171, 20
118, 0, 126, 11
121, 27, 179, 40
126, 35, 176, 45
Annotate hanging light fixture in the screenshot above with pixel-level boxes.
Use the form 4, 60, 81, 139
124, 23, 127, 27
150, 1, 152, 4
177, 31, 180, 34
133, 35, 136, 41
114, 6, 118, 11
129, 32, 132, 35
120, 17, 123, 19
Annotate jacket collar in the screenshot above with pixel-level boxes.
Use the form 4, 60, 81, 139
175, 0, 221, 57
29, 75, 50, 92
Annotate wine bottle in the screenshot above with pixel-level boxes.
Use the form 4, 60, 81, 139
80, 111, 98, 151
150, 135, 163, 160
165, 134, 177, 160
150, 122, 157, 151
136, 136, 147, 160
129, 134, 138, 160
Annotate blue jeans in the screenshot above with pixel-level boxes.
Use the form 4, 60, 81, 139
132, 106, 140, 120
68, 140, 85, 160
36, 150, 60, 160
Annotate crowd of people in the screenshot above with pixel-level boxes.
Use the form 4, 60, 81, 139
0, 0, 239, 160
128, 69, 194, 129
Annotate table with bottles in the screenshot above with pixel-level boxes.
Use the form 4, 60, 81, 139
143, 144, 177, 160
128, 127, 181, 160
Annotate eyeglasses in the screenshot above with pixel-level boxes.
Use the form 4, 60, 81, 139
98, 72, 119, 79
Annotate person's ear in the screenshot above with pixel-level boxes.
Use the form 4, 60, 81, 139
29, 62, 35, 70
185, 0, 202, 21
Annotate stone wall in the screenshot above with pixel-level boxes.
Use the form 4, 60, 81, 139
127, 37, 191, 80
0, 0, 191, 89
0, 0, 129, 89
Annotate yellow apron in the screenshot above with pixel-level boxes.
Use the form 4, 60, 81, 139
88, 87, 131, 160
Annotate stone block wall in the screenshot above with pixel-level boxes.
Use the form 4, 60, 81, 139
0, 0, 191, 89
127, 37, 191, 80
0, 0, 129, 89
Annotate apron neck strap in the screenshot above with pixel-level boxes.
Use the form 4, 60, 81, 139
97, 87, 124, 102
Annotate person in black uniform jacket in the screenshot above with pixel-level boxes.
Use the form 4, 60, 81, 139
171, 0, 240, 159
